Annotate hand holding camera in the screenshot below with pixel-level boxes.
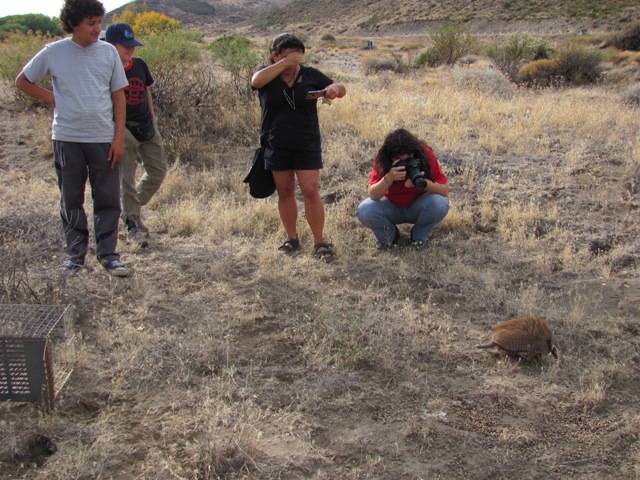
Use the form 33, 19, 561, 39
391, 157, 428, 190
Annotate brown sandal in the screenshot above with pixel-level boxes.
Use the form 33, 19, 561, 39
314, 242, 336, 263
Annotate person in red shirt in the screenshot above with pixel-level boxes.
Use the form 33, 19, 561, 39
357, 129, 449, 248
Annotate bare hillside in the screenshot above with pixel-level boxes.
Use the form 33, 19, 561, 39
109, 0, 640, 36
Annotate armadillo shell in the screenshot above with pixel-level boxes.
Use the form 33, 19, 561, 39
490, 317, 553, 356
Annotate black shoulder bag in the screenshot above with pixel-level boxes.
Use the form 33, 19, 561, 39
243, 142, 276, 199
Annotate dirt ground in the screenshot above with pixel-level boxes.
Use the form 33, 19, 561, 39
1, 53, 640, 479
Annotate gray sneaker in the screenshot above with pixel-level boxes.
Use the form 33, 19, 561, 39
62, 259, 84, 272
101, 259, 129, 277
136, 218, 150, 235
128, 227, 149, 248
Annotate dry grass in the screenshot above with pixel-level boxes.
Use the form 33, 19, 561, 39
0, 38, 639, 479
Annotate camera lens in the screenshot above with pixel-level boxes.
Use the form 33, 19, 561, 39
412, 175, 427, 190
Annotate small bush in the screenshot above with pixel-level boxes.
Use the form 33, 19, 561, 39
453, 68, 516, 99
424, 21, 475, 67
459, 54, 479, 65
610, 50, 633, 66
620, 84, 640, 106
603, 66, 640, 86
609, 50, 640, 66
138, 31, 259, 163
360, 56, 397, 75
531, 38, 554, 60
486, 33, 554, 82
608, 21, 640, 51
517, 59, 565, 87
133, 31, 218, 162
414, 46, 439, 68
320, 33, 336, 42
208, 35, 261, 99
401, 42, 424, 52
556, 45, 603, 85
517, 45, 603, 87
138, 31, 201, 77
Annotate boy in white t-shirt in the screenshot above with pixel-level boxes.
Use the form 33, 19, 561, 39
15, 0, 130, 276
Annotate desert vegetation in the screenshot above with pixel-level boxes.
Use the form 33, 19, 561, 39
0, 10, 639, 479
0, 14, 63, 38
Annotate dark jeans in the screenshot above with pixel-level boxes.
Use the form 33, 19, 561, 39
53, 141, 121, 264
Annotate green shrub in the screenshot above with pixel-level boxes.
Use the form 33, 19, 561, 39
425, 21, 475, 66
0, 14, 63, 38
556, 44, 603, 85
208, 35, 261, 99
414, 46, 439, 68
137, 30, 201, 78
487, 33, 554, 81
0, 31, 56, 85
517, 45, 603, 87
132, 32, 258, 164
320, 33, 336, 42
530, 38, 554, 60
134, 31, 209, 161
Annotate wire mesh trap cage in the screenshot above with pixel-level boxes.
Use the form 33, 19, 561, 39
0, 304, 76, 411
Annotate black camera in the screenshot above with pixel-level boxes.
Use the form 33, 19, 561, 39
394, 157, 427, 190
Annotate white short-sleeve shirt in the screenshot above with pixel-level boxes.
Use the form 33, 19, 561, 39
23, 38, 128, 143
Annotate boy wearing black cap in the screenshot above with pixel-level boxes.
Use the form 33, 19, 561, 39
106, 22, 167, 248
15, 0, 129, 276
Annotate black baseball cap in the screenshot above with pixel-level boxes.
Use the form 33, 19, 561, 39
105, 22, 143, 47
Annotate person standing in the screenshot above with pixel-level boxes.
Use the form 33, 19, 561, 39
105, 22, 167, 248
15, 0, 129, 276
357, 129, 449, 249
251, 33, 346, 263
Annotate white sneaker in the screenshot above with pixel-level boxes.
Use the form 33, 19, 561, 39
128, 227, 149, 248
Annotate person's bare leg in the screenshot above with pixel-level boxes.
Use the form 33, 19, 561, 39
296, 169, 325, 244
273, 170, 298, 240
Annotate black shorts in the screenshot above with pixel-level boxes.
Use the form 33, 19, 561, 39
264, 145, 323, 171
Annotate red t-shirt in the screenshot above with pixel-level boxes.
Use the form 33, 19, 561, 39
368, 145, 447, 208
